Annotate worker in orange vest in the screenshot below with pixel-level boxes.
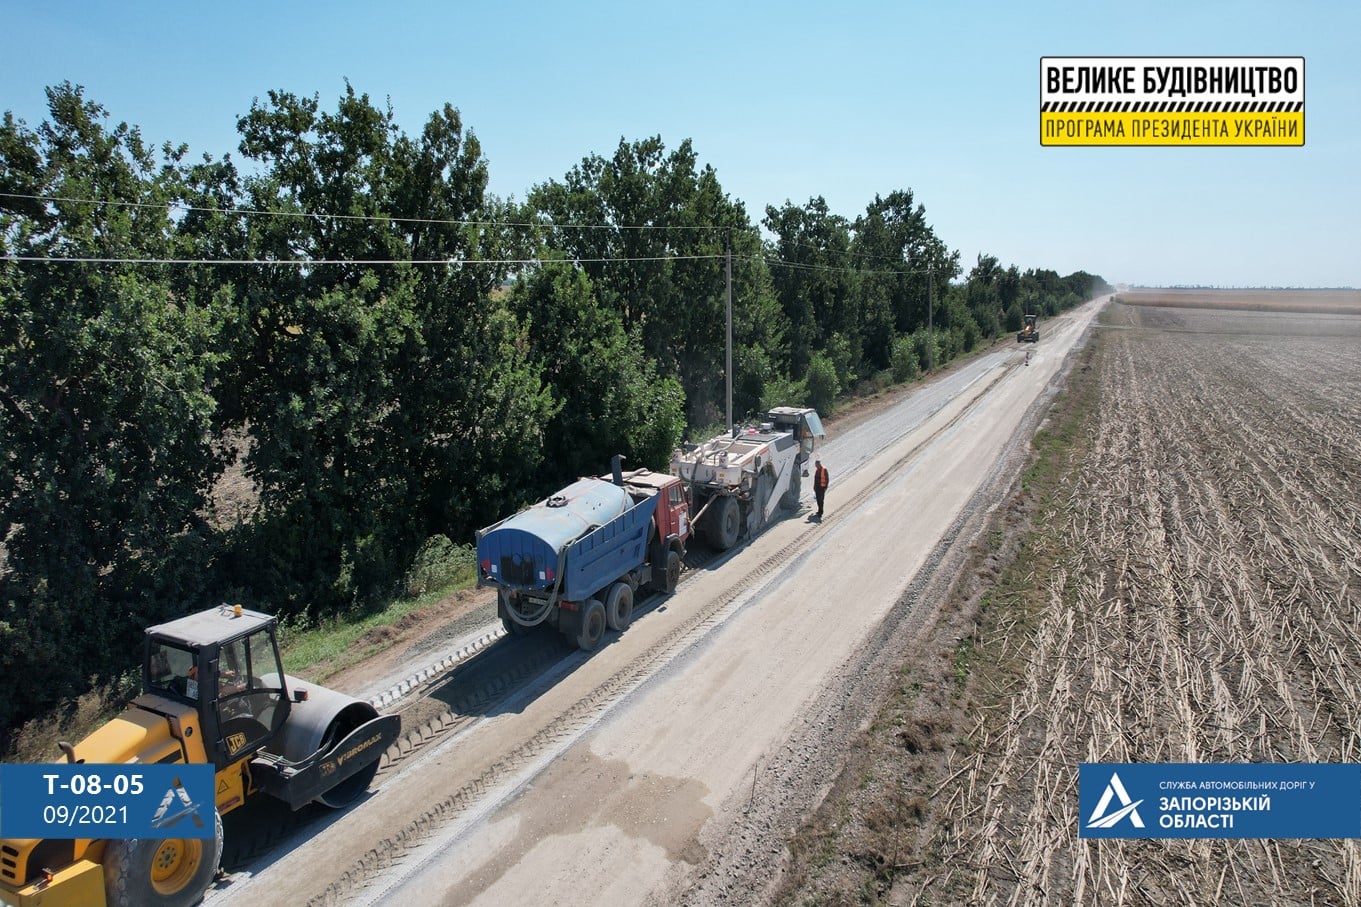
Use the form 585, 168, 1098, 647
813, 459, 829, 518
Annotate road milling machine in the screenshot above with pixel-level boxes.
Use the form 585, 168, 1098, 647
670, 406, 825, 549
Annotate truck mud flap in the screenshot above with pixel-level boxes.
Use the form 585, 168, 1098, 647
252, 713, 400, 810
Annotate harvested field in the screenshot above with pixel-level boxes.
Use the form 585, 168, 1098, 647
943, 302, 1361, 904
1102, 300, 1361, 339
1118, 287, 1361, 316
782, 296, 1361, 905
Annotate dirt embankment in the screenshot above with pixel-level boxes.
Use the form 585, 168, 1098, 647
780, 299, 1361, 904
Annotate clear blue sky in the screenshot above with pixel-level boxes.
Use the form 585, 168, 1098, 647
3, 0, 1356, 287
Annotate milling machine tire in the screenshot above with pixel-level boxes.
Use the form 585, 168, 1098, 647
705, 495, 741, 550
781, 470, 802, 510
605, 582, 634, 632
576, 598, 607, 651
749, 472, 774, 536
104, 809, 223, 907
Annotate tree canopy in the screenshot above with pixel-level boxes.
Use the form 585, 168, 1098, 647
0, 84, 1110, 745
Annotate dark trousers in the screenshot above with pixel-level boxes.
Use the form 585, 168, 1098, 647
815, 487, 826, 516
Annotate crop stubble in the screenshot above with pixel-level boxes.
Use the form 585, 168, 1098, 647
936, 303, 1361, 905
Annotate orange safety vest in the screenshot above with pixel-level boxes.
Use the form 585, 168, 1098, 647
814, 465, 829, 491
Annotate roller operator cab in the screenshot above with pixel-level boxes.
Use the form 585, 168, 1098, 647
0, 606, 399, 907
140, 607, 399, 811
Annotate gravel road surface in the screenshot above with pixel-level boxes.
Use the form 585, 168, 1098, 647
211, 299, 1104, 906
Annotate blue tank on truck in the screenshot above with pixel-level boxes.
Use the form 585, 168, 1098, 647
476, 464, 691, 651
478, 477, 651, 603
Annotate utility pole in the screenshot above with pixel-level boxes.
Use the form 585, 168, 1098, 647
927, 266, 935, 372
725, 238, 734, 437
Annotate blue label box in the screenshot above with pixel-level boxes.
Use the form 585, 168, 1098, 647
0, 764, 216, 839
1080, 763, 1361, 839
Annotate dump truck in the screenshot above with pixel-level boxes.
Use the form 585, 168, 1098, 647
670, 406, 825, 550
0, 605, 399, 907
477, 458, 690, 651
1017, 313, 1040, 343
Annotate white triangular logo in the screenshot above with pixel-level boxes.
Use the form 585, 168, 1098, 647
1087, 771, 1145, 829
150, 776, 205, 830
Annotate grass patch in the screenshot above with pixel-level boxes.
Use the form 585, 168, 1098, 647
278, 540, 478, 682
1022, 353, 1099, 495
952, 636, 975, 687
275, 582, 455, 680
966, 339, 1103, 705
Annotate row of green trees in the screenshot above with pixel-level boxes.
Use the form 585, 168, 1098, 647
0, 83, 1108, 743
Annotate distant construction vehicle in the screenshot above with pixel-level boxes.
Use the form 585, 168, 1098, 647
670, 407, 825, 550
0, 606, 399, 907
1017, 313, 1040, 343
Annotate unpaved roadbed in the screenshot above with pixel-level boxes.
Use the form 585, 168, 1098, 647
209, 302, 1104, 905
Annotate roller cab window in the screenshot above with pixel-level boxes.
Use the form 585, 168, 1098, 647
146, 640, 200, 700
214, 629, 287, 761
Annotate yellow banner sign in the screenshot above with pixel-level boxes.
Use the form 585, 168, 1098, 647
1040, 57, 1305, 147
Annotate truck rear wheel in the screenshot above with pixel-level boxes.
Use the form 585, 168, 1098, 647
664, 550, 682, 593
605, 582, 633, 632
705, 495, 741, 550
499, 591, 533, 636
576, 599, 607, 651
502, 614, 533, 636
104, 809, 222, 907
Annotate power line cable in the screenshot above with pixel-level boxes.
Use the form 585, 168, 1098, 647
0, 191, 725, 233
1, 251, 930, 275
753, 254, 931, 279
765, 233, 953, 274
2, 253, 725, 267
3, 191, 946, 276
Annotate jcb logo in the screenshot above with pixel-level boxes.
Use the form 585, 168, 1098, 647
225, 732, 248, 755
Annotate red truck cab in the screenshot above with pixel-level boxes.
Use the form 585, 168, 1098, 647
617, 468, 690, 594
